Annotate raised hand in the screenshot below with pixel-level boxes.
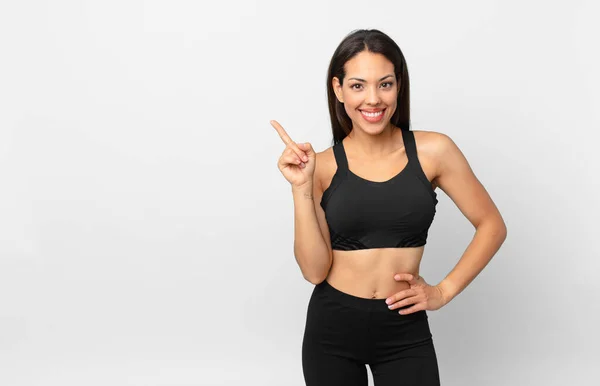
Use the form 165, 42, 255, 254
384, 273, 447, 315
271, 120, 316, 188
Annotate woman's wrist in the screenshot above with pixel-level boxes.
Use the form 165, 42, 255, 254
436, 280, 457, 305
291, 181, 314, 195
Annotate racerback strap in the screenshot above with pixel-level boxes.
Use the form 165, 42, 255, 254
403, 130, 438, 201
333, 141, 349, 176
402, 130, 418, 162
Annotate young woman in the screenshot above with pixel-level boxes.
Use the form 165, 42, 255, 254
271, 29, 507, 386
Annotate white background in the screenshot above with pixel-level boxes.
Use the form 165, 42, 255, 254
1, 1, 599, 385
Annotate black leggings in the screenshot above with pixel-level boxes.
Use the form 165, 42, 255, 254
302, 280, 441, 386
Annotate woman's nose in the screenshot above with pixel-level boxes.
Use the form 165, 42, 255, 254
366, 87, 380, 104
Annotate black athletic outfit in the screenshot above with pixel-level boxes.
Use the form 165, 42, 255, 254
302, 130, 441, 385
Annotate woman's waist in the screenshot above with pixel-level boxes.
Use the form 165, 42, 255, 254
325, 248, 423, 299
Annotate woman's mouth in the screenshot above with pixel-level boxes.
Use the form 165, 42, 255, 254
360, 108, 385, 123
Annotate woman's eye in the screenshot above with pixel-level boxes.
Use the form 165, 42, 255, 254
350, 82, 393, 90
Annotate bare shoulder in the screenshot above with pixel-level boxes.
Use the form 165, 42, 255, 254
314, 145, 337, 195
412, 129, 450, 156
415, 130, 506, 231
413, 130, 466, 174
410, 130, 451, 187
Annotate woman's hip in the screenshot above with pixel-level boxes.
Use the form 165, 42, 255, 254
303, 280, 433, 362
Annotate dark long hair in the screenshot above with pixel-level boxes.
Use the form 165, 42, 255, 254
326, 29, 411, 145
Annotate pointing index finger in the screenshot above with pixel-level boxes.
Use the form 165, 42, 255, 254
270, 120, 294, 145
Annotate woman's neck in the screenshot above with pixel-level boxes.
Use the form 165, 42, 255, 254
346, 124, 401, 158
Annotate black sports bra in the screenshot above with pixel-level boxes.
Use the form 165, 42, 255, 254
320, 130, 438, 250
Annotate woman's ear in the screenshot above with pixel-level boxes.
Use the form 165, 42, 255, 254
332, 77, 344, 104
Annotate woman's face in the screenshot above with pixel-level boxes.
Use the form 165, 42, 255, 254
333, 50, 399, 134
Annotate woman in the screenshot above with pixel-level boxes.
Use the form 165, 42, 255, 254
271, 29, 507, 386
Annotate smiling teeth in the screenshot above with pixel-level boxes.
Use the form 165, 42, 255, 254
362, 110, 383, 117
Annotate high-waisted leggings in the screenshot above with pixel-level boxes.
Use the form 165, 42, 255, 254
302, 280, 441, 386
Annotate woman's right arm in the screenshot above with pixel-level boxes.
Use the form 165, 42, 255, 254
270, 120, 332, 284
291, 153, 333, 284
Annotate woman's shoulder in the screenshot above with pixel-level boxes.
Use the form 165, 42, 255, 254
411, 129, 454, 157
314, 144, 337, 193
411, 129, 449, 143
411, 130, 464, 185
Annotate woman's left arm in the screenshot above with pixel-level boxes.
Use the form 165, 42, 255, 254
432, 132, 508, 305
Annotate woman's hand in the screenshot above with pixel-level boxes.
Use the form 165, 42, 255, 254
385, 273, 447, 315
271, 120, 316, 188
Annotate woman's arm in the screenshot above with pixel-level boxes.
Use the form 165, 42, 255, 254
431, 133, 508, 304
292, 151, 333, 284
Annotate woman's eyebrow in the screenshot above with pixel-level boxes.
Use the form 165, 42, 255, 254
348, 74, 394, 82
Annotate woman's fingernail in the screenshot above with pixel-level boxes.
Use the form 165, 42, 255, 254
385, 299, 392, 305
